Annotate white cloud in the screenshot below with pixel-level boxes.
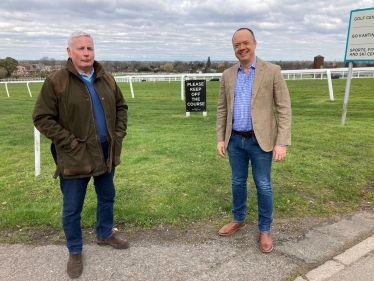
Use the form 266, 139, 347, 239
0, 0, 373, 61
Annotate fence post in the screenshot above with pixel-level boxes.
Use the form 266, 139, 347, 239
5, 83, 9, 97
181, 75, 186, 100
129, 77, 135, 98
27, 82, 33, 97
326, 70, 334, 101
34, 127, 41, 176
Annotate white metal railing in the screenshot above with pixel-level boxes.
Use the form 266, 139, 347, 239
115, 73, 223, 100
2, 67, 374, 99
281, 67, 374, 80
0, 77, 45, 82
0, 80, 44, 98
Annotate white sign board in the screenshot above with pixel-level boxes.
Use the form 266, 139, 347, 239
344, 7, 374, 62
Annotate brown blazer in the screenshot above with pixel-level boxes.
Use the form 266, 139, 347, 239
216, 57, 292, 152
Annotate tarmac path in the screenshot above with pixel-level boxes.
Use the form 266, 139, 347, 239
1, 211, 374, 281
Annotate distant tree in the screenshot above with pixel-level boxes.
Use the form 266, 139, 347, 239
173, 61, 190, 72
100, 60, 115, 73
117, 61, 129, 71
138, 66, 151, 72
213, 62, 223, 73
0, 57, 19, 77
0, 68, 7, 79
164, 62, 173, 72
130, 61, 140, 72
205, 56, 211, 73
188, 62, 197, 73
196, 62, 204, 68
40, 56, 49, 65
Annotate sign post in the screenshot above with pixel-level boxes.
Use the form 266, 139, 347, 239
342, 7, 374, 125
185, 79, 207, 117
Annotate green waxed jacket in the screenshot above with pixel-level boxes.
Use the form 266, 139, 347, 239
32, 58, 128, 179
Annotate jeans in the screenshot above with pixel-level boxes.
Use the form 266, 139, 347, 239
227, 133, 273, 232
59, 141, 116, 254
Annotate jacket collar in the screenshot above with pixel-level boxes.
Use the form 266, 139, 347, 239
66, 58, 105, 79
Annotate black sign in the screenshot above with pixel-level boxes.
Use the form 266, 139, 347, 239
185, 80, 207, 112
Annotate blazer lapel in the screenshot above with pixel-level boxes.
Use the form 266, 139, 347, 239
252, 58, 265, 102
227, 64, 239, 110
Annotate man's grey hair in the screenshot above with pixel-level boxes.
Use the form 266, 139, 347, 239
68, 31, 94, 47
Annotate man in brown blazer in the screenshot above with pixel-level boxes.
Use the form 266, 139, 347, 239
216, 28, 292, 253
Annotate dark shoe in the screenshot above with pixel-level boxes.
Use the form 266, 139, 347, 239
218, 221, 246, 236
259, 232, 273, 253
97, 234, 130, 249
67, 253, 83, 278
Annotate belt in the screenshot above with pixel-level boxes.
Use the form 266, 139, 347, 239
232, 130, 255, 138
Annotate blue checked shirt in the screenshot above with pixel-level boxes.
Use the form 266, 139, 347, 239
232, 58, 256, 132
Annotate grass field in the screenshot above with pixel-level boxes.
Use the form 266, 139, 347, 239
0, 78, 373, 241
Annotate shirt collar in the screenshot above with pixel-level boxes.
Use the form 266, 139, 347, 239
79, 67, 95, 82
238, 57, 257, 72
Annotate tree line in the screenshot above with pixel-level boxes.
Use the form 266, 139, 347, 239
1, 56, 373, 79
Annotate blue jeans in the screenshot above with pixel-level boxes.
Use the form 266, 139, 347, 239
59, 142, 116, 254
227, 133, 273, 233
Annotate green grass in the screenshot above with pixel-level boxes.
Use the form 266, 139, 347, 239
0, 78, 373, 235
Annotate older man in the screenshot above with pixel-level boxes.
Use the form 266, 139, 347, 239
216, 28, 292, 253
33, 31, 129, 278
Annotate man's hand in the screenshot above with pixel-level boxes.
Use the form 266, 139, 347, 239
217, 141, 226, 157
273, 145, 287, 162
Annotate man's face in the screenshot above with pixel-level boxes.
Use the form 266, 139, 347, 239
232, 29, 257, 67
67, 36, 95, 74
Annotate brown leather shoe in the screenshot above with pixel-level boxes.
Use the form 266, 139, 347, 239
67, 253, 83, 278
259, 232, 273, 253
218, 221, 246, 236
97, 234, 130, 249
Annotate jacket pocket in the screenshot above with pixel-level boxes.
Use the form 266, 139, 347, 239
113, 133, 124, 166
61, 138, 92, 176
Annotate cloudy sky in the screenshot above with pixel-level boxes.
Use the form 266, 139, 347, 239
0, 0, 373, 62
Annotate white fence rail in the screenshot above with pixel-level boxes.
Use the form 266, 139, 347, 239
2, 67, 374, 100
281, 67, 374, 80
0, 80, 44, 98
110, 67, 374, 102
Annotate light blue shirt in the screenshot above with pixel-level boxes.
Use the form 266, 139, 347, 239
79, 67, 95, 83
232, 58, 256, 132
